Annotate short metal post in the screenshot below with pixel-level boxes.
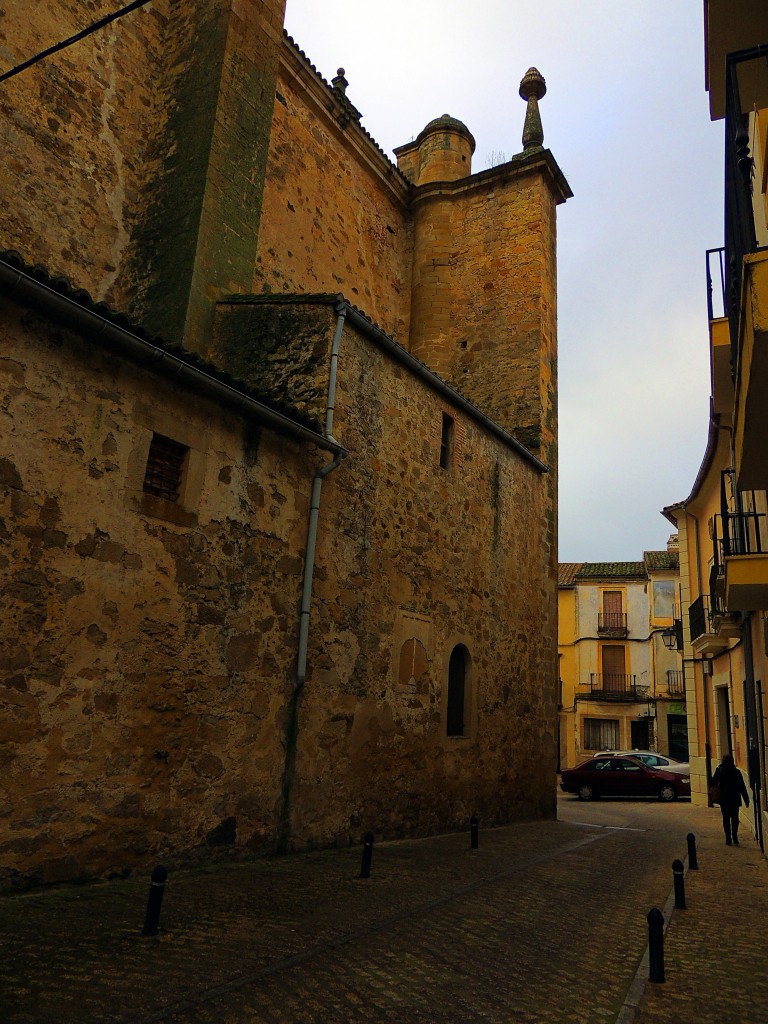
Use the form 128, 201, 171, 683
141, 864, 167, 936
687, 832, 698, 870
470, 814, 479, 849
647, 907, 665, 983
360, 831, 374, 878
672, 858, 686, 909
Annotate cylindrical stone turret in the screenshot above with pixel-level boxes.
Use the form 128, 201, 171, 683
394, 114, 475, 185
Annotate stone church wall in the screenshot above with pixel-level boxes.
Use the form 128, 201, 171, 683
0, 299, 316, 886
0, 0, 565, 887
284, 317, 559, 845
253, 44, 414, 344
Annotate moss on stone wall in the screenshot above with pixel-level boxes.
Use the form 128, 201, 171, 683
213, 301, 332, 424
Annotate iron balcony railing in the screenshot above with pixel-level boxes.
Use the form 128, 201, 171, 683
587, 674, 648, 700
689, 594, 714, 643
666, 670, 685, 697
706, 246, 727, 323
723, 48, 768, 374
720, 508, 768, 558
597, 612, 628, 635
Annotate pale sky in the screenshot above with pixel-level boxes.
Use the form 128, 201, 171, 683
284, 0, 723, 562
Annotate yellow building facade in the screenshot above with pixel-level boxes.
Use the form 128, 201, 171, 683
558, 546, 683, 770
663, 0, 768, 853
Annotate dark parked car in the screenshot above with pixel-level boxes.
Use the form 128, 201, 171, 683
560, 754, 691, 802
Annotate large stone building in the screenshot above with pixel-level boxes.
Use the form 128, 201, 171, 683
662, 1, 768, 852
557, 542, 684, 770
0, 0, 571, 886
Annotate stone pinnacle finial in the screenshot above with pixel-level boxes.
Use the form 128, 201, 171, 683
332, 67, 348, 96
519, 67, 546, 151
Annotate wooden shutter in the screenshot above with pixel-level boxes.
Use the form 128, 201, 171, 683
602, 645, 626, 693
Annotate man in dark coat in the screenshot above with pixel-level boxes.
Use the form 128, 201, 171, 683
712, 753, 750, 845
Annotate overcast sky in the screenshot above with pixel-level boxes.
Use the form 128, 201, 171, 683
284, 0, 723, 562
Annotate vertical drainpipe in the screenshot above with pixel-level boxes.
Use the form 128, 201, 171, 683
277, 303, 348, 854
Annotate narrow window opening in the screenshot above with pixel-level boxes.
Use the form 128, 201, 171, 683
143, 433, 189, 503
440, 413, 454, 470
447, 644, 467, 736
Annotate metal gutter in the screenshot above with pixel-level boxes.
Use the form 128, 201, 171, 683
217, 292, 549, 472
0, 258, 347, 457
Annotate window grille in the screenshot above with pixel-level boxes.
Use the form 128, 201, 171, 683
143, 433, 188, 503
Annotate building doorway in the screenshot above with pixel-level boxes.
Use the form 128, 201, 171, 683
668, 713, 689, 760
715, 686, 732, 758
631, 718, 650, 750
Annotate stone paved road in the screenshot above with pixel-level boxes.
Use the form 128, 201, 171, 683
1, 794, 764, 1023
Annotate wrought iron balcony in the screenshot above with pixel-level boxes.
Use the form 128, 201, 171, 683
706, 247, 727, 323
689, 594, 714, 644
689, 593, 735, 655
720, 508, 768, 558
586, 674, 648, 701
723, 48, 768, 373
597, 612, 628, 636
666, 670, 684, 697
713, 491, 768, 612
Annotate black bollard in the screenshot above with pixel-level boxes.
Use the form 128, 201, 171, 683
360, 831, 374, 878
647, 907, 665, 983
672, 858, 686, 909
141, 864, 168, 937
687, 832, 698, 870
470, 814, 479, 850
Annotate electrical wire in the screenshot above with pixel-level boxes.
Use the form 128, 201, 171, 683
0, 0, 153, 85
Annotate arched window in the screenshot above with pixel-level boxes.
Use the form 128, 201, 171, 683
446, 644, 468, 736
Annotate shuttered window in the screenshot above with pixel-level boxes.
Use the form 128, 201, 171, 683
601, 645, 626, 692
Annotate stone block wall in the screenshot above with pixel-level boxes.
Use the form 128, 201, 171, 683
284, 316, 558, 846
409, 165, 560, 459
253, 42, 414, 344
0, 0, 287, 349
0, 299, 318, 887
0, 0, 171, 307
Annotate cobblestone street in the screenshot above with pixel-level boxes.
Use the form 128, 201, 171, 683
2, 795, 766, 1023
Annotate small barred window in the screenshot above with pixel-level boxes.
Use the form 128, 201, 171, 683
143, 433, 189, 503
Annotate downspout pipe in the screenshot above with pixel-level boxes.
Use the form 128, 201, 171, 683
277, 304, 347, 853
297, 302, 347, 690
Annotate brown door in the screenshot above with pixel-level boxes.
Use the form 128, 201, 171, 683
602, 645, 626, 693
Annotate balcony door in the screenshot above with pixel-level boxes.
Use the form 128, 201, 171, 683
602, 645, 626, 694
602, 590, 623, 631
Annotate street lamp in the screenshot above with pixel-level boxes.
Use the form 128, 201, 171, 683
661, 627, 678, 650
661, 619, 683, 651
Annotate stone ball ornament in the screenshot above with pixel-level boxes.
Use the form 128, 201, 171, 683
519, 67, 547, 102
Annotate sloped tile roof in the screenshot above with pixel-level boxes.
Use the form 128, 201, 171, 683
575, 562, 647, 580
644, 550, 680, 571
558, 563, 582, 586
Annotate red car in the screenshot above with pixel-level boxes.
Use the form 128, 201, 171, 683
560, 754, 691, 802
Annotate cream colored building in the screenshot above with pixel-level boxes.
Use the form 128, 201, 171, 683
558, 543, 683, 770
662, 0, 768, 855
